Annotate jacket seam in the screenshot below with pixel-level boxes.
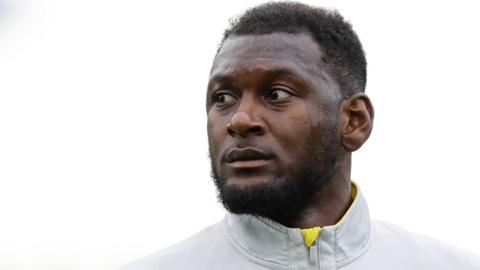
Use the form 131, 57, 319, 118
222, 217, 289, 267
257, 216, 288, 233
333, 231, 337, 270
333, 195, 364, 263
335, 196, 360, 236
336, 223, 375, 267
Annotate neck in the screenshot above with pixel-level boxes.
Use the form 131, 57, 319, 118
287, 155, 352, 229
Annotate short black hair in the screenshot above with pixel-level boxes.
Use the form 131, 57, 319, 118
219, 1, 367, 97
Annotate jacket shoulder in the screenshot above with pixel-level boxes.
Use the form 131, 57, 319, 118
119, 221, 225, 270
371, 220, 480, 269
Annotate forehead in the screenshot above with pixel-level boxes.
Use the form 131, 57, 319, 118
210, 32, 329, 82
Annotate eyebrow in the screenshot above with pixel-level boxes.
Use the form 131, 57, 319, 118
207, 74, 233, 88
208, 67, 306, 88
265, 66, 330, 85
265, 68, 303, 80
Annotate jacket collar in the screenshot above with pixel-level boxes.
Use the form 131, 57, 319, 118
222, 182, 372, 268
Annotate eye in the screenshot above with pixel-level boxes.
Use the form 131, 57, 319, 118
212, 92, 236, 106
265, 88, 293, 102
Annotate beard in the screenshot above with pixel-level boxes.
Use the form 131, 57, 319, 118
209, 119, 341, 226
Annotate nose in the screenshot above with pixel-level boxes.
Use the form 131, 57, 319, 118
227, 110, 266, 137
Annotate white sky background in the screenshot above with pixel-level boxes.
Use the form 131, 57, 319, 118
0, 0, 479, 269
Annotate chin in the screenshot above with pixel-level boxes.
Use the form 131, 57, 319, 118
215, 173, 293, 219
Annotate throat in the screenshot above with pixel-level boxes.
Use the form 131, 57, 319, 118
287, 179, 353, 229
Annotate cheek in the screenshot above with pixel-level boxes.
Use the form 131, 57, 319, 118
269, 105, 313, 161
207, 114, 228, 155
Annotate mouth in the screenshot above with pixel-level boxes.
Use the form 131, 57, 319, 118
224, 147, 273, 169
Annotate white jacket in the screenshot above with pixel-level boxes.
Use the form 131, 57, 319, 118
121, 186, 480, 269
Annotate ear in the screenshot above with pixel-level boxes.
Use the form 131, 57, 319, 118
339, 93, 374, 152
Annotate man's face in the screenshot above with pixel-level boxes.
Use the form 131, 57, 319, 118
206, 32, 343, 224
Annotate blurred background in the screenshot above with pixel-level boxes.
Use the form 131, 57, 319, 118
1, 0, 479, 269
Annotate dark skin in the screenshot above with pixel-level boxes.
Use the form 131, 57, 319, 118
206, 33, 374, 228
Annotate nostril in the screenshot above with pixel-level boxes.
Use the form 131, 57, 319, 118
227, 126, 236, 137
226, 115, 266, 137
248, 126, 263, 135
227, 124, 265, 137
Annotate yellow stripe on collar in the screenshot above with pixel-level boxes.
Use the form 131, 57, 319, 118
300, 227, 321, 247
300, 182, 358, 247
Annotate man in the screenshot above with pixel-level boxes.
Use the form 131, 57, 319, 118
121, 2, 480, 269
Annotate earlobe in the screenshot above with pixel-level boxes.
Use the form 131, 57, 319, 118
340, 93, 374, 152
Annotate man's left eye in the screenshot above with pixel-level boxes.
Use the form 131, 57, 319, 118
266, 89, 292, 101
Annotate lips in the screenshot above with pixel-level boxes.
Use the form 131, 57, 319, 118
224, 147, 273, 163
